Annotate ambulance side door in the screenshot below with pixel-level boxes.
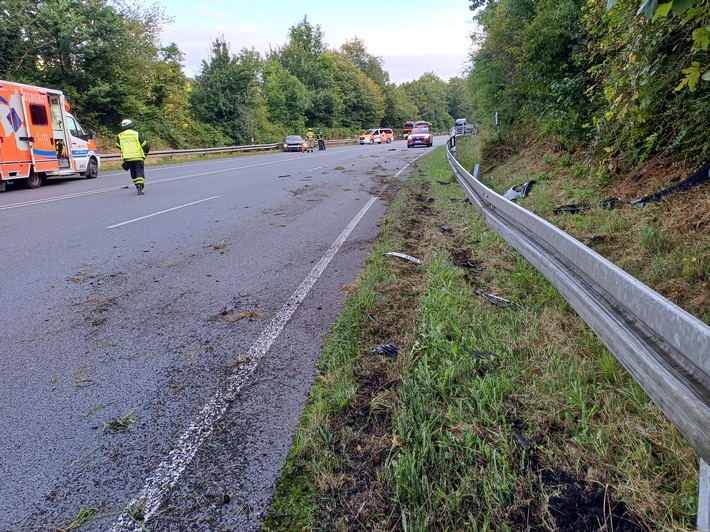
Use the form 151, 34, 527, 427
66, 114, 89, 172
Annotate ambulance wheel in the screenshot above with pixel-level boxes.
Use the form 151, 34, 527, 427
84, 158, 99, 179
25, 170, 42, 189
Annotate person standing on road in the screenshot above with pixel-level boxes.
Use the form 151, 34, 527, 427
116, 119, 150, 195
316, 128, 326, 151
305, 128, 315, 153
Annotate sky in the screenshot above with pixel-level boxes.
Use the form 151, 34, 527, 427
157, 0, 477, 84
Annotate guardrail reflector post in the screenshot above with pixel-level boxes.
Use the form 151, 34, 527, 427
700, 458, 710, 531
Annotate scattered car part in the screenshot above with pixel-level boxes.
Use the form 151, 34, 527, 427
630, 163, 709, 207
385, 252, 422, 264
475, 289, 513, 309
553, 203, 590, 215
553, 197, 621, 215
513, 429, 532, 451
583, 234, 606, 245
440, 225, 453, 233
467, 350, 496, 360
503, 180, 536, 201
372, 343, 398, 359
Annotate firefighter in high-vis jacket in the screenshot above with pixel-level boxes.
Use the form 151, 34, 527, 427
305, 128, 315, 153
116, 119, 150, 195
316, 128, 326, 150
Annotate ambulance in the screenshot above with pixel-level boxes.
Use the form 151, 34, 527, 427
0, 80, 100, 191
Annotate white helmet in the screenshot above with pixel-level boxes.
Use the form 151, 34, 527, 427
120, 119, 134, 129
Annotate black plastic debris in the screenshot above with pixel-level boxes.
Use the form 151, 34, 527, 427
440, 225, 453, 233
513, 429, 532, 451
475, 289, 513, 309
503, 180, 536, 201
601, 197, 621, 209
553, 196, 621, 215
278, 174, 290, 178
631, 172, 641, 183
583, 234, 606, 246
437, 180, 450, 185
553, 203, 590, 215
467, 349, 497, 360
372, 343, 398, 359
385, 252, 422, 264
630, 163, 710, 207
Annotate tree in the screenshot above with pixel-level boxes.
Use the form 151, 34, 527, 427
401, 73, 453, 130
340, 37, 390, 89
382, 84, 419, 130
270, 17, 339, 125
189, 38, 264, 145
446, 77, 476, 122
262, 58, 310, 138
329, 51, 385, 129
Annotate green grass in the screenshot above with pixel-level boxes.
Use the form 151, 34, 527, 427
263, 141, 700, 531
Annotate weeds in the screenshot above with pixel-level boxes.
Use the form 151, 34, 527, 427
55, 507, 97, 531
102, 409, 137, 432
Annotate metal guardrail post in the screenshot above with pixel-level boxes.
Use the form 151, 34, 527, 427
700, 458, 710, 531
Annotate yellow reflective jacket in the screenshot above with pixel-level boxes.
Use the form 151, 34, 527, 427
116, 129, 147, 161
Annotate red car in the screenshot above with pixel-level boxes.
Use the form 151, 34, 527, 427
407, 127, 433, 148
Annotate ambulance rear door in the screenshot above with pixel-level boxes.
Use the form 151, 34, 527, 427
0, 88, 23, 178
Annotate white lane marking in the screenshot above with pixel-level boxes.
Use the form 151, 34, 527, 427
306, 164, 330, 172
394, 150, 430, 178
111, 195, 379, 530
106, 196, 220, 228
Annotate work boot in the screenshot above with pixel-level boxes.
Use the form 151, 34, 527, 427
137, 185, 144, 195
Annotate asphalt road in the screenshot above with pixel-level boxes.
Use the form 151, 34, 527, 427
0, 138, 438, 531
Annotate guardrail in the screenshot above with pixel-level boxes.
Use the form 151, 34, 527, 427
100, 139, 358, 162
445, 134, 710, 530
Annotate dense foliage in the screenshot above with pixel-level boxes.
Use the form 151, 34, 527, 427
0, 5, 467, 148
467, 0, 710, 171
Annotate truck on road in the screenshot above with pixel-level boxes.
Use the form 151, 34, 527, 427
0, 80, 100, 191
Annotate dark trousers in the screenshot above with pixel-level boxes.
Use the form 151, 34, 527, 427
127, 160, 145, 187
318, 139, 325, 150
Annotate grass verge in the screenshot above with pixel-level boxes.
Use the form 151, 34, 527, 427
264, 139, 701, 531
